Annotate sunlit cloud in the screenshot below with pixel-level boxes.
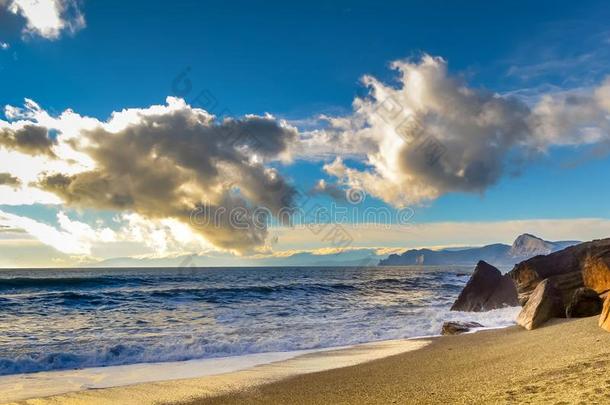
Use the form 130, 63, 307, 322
0, 211, 93, 254
296, 55, 610, 207
3, 0, 85, 40
1, 97, 298, 253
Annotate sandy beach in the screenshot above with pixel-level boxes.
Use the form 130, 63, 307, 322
4, 316, 610, 404
187, 316, 610, 405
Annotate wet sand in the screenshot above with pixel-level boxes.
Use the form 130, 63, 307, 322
187, 316, 610, 404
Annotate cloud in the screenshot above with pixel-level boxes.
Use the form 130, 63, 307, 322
0, 210, 93, 254
0, 123, 56, 156
309, 179, 348, 202
116, 213, 212, 256
0, 208, 209, 259
5, 54, 610, 260
529, 78, 610, 147
2, 97, 298, 254
297, 55, 610, 207
0, 207, 219, 264
3, 0, 85, 40
0, 42, 9, 50
0, 172, 20, 186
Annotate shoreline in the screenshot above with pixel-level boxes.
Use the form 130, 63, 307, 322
1, 309, 518, 404
6, 317, 610, 404
186, 316, 610, 404
1, 338, 430, 404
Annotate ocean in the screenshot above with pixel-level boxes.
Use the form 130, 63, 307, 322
0, 266, 519, 376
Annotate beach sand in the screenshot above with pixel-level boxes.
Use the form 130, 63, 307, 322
6, 316, 610, 404
189, 316, 610, 405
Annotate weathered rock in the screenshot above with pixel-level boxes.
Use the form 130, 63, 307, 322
450, 261, 519, 312
441, 321, 484, 335
509, 238, 610, 306
516, 279, 564, 330
565, 287, 603, 318
599, 295, 610, 332
583, 252, 610, 294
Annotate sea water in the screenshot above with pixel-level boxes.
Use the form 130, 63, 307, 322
0, 266, 519, 376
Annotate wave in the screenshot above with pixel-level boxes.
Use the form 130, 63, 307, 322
0, 305, 520, 376
0, 266, 516, 377
0, 276, 133, 291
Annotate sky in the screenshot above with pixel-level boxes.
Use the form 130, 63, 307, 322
1, 0, 610, 267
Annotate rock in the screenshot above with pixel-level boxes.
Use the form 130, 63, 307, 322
599, 295, 610, 332
450, 261, 519, 312
441, 321, 484, 335
516, 279, 564, 330
509, 238, 610, 306
583, 252, 610, 294
565, 287, 603, 318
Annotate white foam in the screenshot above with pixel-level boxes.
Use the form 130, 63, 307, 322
0, 339, 429, 403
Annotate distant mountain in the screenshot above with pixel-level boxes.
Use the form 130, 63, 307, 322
378, 234, 580, 267
89, 248, 386, 268
508, 233, 576, 259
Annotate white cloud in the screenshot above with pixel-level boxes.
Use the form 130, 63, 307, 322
296, 55, 610, 207
0, 42, 9, 50
117, 213, 213, 256
5, 0, 85, 40
1, 97, 299, 254
530, 79, 610, 148
0, 209, 215, 262
0, 210, 92, 254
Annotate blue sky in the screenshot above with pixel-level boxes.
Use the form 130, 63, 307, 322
1, 1, 610, 267
3, 0, 610, 116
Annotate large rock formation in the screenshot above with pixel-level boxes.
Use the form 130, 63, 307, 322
508, 238, 610, 306
441, 321, 483, 335
565, 287, 603, 318
450, 261, 519, 312
583, 249, 610, 294
516, 279, 564, 330
599, 296, 610, 332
